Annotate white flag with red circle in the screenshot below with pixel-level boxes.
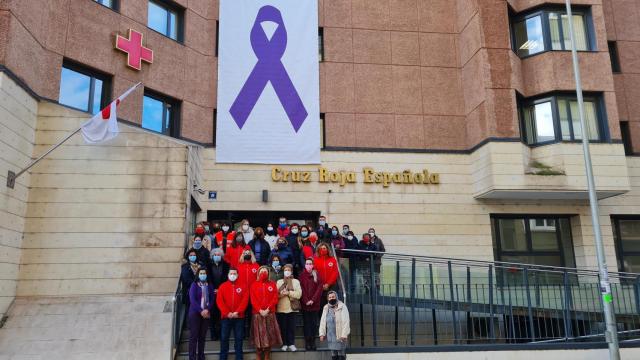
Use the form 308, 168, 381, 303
81, 83, 140, 144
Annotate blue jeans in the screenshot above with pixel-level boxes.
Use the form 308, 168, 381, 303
220, 318, 244, 360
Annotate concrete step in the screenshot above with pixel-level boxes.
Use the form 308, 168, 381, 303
175, 348, 333, 360
178, 336, 322, 353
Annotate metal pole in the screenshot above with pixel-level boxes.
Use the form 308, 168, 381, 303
6, 127, 81, 188
564, 1, 620, 358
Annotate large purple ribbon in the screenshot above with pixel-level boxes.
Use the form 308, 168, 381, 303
229, 5, 308, 132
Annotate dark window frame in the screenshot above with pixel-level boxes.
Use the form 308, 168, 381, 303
608, 41, 621, 73
147, 0, 184, 43
320, 113, 326, 149
215, 20, 219, 57
142, 89, 181, 138
212, 108, 217, 147
620, 120, 633, 156
491, 214, 577, 269
611, 216, 640, 274
318, 27, 324, 62
510, 6, 596, 59
93, 0, 119, 11
518, 92, 610, 146
59, 59, 112, 114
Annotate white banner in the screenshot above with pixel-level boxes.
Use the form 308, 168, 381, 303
216, 0, 320, 164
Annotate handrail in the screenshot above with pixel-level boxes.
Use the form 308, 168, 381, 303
330, 243, 348, 303
339, 249, 640, 279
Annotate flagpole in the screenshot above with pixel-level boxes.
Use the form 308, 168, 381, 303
564, 1, 620, 358
6, 82, 142, 189
6, 127, 81, 189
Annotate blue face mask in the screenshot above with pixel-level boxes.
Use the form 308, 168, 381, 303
198, 274, 207, 282
279, 223, 287, 229
272, 261, 280, 268
331, 230, 338, 236
213, 255, 222, 263
193, 241, 202, 250
189, 255, 197, 263
301, 231, 308, 237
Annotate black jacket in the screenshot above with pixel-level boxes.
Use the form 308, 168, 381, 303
209, 260, 228, 289
248, 238, 272, 266
180, 262, 203, 304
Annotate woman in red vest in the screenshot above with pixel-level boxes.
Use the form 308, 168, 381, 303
225, 232, 250, 269
313, 242, 339, 308
250, 266, 282, 360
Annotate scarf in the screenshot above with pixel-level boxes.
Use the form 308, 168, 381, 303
199, 282, 209, 310
190, 262, 199, 275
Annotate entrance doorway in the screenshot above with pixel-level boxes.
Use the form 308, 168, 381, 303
207, 210, 321, 232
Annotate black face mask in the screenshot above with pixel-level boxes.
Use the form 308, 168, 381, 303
329, 299, 338, 306
244, 255, 251, 260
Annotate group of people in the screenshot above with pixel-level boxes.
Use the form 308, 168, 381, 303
181, 215, 384, 360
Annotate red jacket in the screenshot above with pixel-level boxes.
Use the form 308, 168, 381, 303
302, 245, 314, 261
216, 280, 249, 319
237, 261, 260, 289
277, 227, 290, 238
215, 231, 235, 248
299, 269, 324, 311
250, 280, 279, 314
225, 244, 250, 269
313, 255, 339, 287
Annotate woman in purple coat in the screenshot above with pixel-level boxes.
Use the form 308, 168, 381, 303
188, 267, 216, 360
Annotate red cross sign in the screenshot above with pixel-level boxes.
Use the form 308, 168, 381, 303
115, 29, 153, 71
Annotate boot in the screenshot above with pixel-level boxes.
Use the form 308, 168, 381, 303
332, 356, 339, 360
304, 337, 311, 351
310, 337, 317, 351
264, 349, 271, 360
255, 349, 263, 360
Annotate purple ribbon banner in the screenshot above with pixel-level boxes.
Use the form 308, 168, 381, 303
229, 5, 308, 132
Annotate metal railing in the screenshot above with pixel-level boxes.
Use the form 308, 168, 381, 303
337, 249, 640, 349
331, 242, 348, 303
170, 273, 187, 359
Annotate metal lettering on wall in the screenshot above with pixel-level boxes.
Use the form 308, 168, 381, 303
271, 167, 440, 187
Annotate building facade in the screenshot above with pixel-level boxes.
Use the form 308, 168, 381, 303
2, 0, 640, 345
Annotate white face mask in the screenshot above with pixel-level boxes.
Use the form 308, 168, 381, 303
369, 232, 375, 238
242, 224, 249, 231
291, 228, 299, 234
228, 274, 238, 282
222, 226, 230, 232
347, 236, 354, 240
284, 270, 292, 277
267, 226, 274, 231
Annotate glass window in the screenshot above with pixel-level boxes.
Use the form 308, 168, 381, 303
94, 0, 116, 9
59, 63, 110, 114
612, 218, 640, 273
492, 216, 576, 273
512, 8, 592, 58
142, 92, 179, 137
520, 95, 605, 145
608, 41, 621, 73
514, 15, 544, 57
318, 27, 324, 62
148, 0, 181, 41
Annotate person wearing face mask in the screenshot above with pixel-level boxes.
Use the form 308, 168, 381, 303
238, 249, 259, 336
211, 221, 221, 236
225, 232, 250, 269
181, 249, 204, 308
215, 222, 236, 251
329, 226, 345, 255
209, 247, 228, 341
188, 267, 215, 360
271, 237, 294, 268
342, 230, 359, 292
268, 254, 284, 282
313, 243, 339, 308
368, 228, 385, 293
276, 264, 302, 352
276, 217, 290, 238
250, 266, 282, 360
239, 219, 254, 245
286, 223, 302, 273
217, 268, 249, 360
249, 227, 271, 266
300, 231, 316, 266
319, 291, 350, 360
356, 233, 377, 293
315, 215, 331, 243
264, 223, 279, 250
300, 258, 323, 350
190, 236, 212, 269
195, 224, 212, 251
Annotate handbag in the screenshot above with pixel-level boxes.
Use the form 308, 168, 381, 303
280, 280, 301, 311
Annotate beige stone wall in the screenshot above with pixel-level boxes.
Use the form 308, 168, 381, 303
0, 73, 37, 316
16, 102, 189, 297
201, 144, 640, 273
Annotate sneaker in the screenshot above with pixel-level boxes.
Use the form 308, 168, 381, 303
289, 345, 297, 352
281, 345, 288, 352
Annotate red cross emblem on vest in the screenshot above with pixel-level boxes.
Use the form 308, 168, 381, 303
115, 29, 153, 71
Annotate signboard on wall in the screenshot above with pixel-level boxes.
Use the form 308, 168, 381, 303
216, 0, 320, 164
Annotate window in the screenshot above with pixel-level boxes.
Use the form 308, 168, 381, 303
520, 94, 607, 145
94, 0, 118, 10
148, 0, 183, 41
212, 109, 217, 146
612, 217, 640, 273
608, 41, 621, 73
320, 113, 325, 148
215, 20, 219, 57
492, 216, 577, 283
318, 27, 324, 62
58, 61, 111, 114
512, 8, 593, 58
142, 90, 180, 137
620, 121, 633, 156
